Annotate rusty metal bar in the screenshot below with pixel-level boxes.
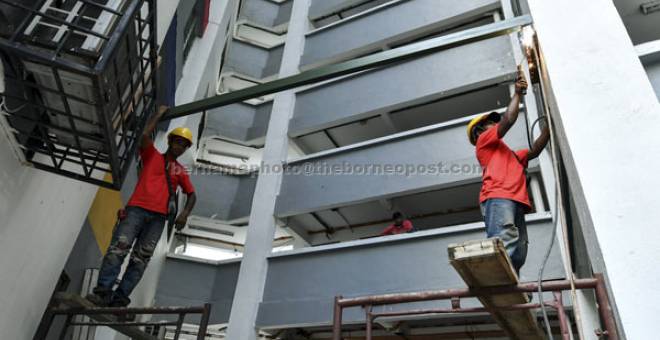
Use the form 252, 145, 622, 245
197, 303, 212, 340
337, 278, 598, 307
68, 321, 178, 327
332, 276, 619, 340
365, 305, 373, 340
552, 291, 571, 340
50, 305, 208, 315
370, 302, 545, 320
332, 296, 343, 340
594, 274, 619, 340
173, 313, 185, 340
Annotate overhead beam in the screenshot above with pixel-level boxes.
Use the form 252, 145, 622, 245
163, 15, 532, 121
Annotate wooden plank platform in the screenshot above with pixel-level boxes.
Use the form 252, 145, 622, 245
53, 292, 158, 340
448, 238, 545, 340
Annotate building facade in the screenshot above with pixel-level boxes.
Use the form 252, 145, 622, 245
0, 0, 659, 339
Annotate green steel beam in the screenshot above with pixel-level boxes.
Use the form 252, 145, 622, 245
163, 15, 532, 121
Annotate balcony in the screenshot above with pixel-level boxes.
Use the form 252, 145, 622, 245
154, 214, 562, 328
637, 40, 660, 101
201, 101, 272, 146
155, 256, 241, 324
277, 115, 530, 219
188, 164, 258, 223
224, 38, 284, 81
309, 0, 390, 26
239, 0, 293, 32
257, 215, 564, 329
302, 0, 500, 67
290, 35, 517, 142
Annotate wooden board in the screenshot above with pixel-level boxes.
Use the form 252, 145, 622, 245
53, 292, 158, 340
448, 238, 545, 340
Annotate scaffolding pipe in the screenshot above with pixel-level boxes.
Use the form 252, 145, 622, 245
333, 276, 619, 340
162, 15, 533, 120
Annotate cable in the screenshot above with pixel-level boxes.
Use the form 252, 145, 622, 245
0, 96, 27, 114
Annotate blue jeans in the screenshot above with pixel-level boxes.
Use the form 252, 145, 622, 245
480, 198, 529, 274
97, 206, 166, 300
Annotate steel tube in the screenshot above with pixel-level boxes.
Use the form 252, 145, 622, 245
173, 313, 185, 340
338, 278, 598, 307
365, 306, 373, 340
196, 303, 212, 340
370, 302, 545, 320
332, 296, 343, 340
163, 15, 532, 120
552, 291, 571, 340
594, 274, 619, 340
49, 305, 208, 315
68, 321, 178, 327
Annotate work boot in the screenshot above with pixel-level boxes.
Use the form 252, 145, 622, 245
110, 294, 136, 321
86, 287, 112, 307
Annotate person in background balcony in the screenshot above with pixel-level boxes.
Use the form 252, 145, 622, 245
381, 212, 414, 236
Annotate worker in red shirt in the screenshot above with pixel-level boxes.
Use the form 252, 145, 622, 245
466, 70, 549, 274
381, 212, 414, 236
87, 106, 197, 307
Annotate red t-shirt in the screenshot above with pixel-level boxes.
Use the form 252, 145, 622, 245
476, 124, 531, 209
127, 143, 195, 214
381, 220, 414, 236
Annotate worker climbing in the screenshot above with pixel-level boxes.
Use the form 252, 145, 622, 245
87, 106, 197, 308
467, 68, 549, 275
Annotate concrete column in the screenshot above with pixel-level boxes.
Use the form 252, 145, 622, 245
527, 0, 660, 338
224, 1, 310, 339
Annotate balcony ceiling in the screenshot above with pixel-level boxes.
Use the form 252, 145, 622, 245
614, 0, 660, 44
285, 183, 484, 243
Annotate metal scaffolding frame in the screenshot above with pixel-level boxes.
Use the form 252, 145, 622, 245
34, 293, 212, 340
331, 274, 619, 340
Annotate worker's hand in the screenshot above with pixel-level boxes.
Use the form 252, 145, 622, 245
174, 213, 188, 231
515, 68, 528, 95
156, 105, 169, 117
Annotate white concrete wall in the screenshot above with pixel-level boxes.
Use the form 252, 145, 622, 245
157, 0, 182, 44
527, 0, 660, 338
0, 75, 99, 339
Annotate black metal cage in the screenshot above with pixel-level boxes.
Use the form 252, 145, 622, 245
0, 0, 158, 189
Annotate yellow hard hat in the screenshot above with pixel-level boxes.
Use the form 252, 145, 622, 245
168, 127, 193, 145
466, 112, 501, 145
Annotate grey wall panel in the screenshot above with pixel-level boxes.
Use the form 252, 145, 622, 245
190, 171, 257, 221
291, 36, 516, 136
240, 0, 293, 28
155, 258, 240, 324
308, 0, 370, 19
190, 172, 242, 220
263, 45, 285, 78
224, 40, 283, 80
644, 61, 660, 101
203, 102, 271, 144
246, 102, 273, 141
228, 176, 259, 220
256, 218, 564, 327
302, 0, 500, 66
276, 118, 528, 217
